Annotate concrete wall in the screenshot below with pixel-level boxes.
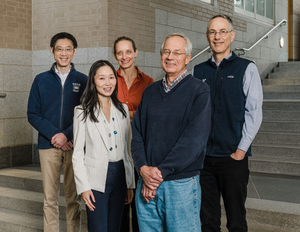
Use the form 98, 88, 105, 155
0, 0, 32, 168
0, 0, 289, 166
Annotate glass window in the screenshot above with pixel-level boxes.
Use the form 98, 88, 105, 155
266, 0, 273, 19
245, 0, 254, 13
234, 0, 274, 23
257, 0, 265, 16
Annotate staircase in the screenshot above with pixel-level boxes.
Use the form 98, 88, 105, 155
246, 61, 300, 231
0, 165, 88, 232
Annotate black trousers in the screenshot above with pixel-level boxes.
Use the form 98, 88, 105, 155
86, 161, 127, 232
200, 156, 249, 232
120, 170, 139, 232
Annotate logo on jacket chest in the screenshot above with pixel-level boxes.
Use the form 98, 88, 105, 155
73, 83, 81, 92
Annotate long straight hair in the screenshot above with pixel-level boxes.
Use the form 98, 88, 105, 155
80, 60, 126, 122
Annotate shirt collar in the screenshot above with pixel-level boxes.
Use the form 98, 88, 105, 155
211, 52, 232, 66
162, 70, 189, 93
55, 65, 72, 75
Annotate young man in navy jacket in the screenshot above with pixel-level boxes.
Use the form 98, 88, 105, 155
193, 15, 263, 232
27, 32, 87, 232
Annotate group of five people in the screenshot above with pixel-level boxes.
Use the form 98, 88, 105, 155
27, 14, 262, 232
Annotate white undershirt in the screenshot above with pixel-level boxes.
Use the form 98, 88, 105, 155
100, 106, 123, 162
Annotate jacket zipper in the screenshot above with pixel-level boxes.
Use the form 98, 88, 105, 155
208, 66, 220, 156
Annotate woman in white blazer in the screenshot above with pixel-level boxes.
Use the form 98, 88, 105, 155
72, 60, 135, 232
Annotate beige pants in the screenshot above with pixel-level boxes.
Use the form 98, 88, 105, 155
39, 148, 81, 232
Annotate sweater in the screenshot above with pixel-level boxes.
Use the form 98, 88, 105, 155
193, 52, 252, 157
131, 74, 211, 181
27, 63, 87, 149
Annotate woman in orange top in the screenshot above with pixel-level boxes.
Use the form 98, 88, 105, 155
113, 36, 154, 232
114, 36, 154, 122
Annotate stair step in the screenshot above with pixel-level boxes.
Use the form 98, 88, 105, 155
269, 72, 300, 79
264, 92, 300, 99
0, 186, 87, 222
249, 156, 300, 176
252, 143, 300, 159
273, 66, 300, 73
255, 131, 300, 146
0, 208, 88, 232
263, 85, 300, 92
278, 61, 300, 68
263, 109, 300, 121
0, 167, 65, 195
259, 120, 300, 133
263, 78, 300, 85
0, 208, 43, 232
263, 100, 300, 111
245, 198, 300, 231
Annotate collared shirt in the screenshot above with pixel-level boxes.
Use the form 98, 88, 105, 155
192, 52, 263, 152
117, 67, 154, 115
162, 70, 189, 93
55, 65, 71, 86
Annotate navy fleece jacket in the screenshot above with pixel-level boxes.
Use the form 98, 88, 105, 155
27, 63, 87, 149
131, 74, 211, 181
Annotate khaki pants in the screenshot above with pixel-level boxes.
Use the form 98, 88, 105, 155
39, 148, 81, 232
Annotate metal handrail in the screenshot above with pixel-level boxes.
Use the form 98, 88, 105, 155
190, 46, 211, 62
0, 93, 6, 98
235, 19, 287, 56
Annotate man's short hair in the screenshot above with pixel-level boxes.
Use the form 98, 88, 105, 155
50, 32, 78, 49
160, 33, 192, 56
207, 14, 234, 31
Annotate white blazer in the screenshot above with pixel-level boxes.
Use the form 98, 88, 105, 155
72, 102, 135, 195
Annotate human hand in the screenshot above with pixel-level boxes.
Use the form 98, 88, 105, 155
141, 183, 156, 203
61, 141, 73, 151
125, 189, 134, 204
230, 148, 246, 160
139, 166, 163, 190
82, 190, 96, 211
51, 133, 68, 149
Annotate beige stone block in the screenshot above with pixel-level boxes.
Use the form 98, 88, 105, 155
0, 91, 29, 119
3, 65, 32, 92
2, 118, 32, 147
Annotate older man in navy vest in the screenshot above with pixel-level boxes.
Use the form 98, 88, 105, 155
193, 15, 263, 232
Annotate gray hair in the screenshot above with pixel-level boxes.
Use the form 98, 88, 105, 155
160, 33, 192, 56
207, 14, 234, 32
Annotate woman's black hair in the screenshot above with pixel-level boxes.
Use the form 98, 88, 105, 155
80, 60, 126, 122
113, 36, 137, 55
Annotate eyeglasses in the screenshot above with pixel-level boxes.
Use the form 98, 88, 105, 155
162, 50, 186, 57
208, 30, 233, 37
55, 47, 74, 54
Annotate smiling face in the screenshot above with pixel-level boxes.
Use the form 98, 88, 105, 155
207, 17, 235, 60
94, 65, 117, 99
161, 36, 191, 81
114, 40, 138, 70
51, 38, 76, 70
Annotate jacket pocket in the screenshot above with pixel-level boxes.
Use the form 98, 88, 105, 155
84, 156, 96, 167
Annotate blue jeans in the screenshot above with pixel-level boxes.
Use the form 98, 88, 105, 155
136, 175, 201, 232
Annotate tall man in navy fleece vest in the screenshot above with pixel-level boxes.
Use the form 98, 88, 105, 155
193, 15, 263, 232
27, 32, 87, 232
131, 33, 211, 231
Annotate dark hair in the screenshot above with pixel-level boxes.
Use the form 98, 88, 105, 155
208, 14, 234, 31
80, 60, 126, 122
113, 36, 137, 55
50, 32, 78, 49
